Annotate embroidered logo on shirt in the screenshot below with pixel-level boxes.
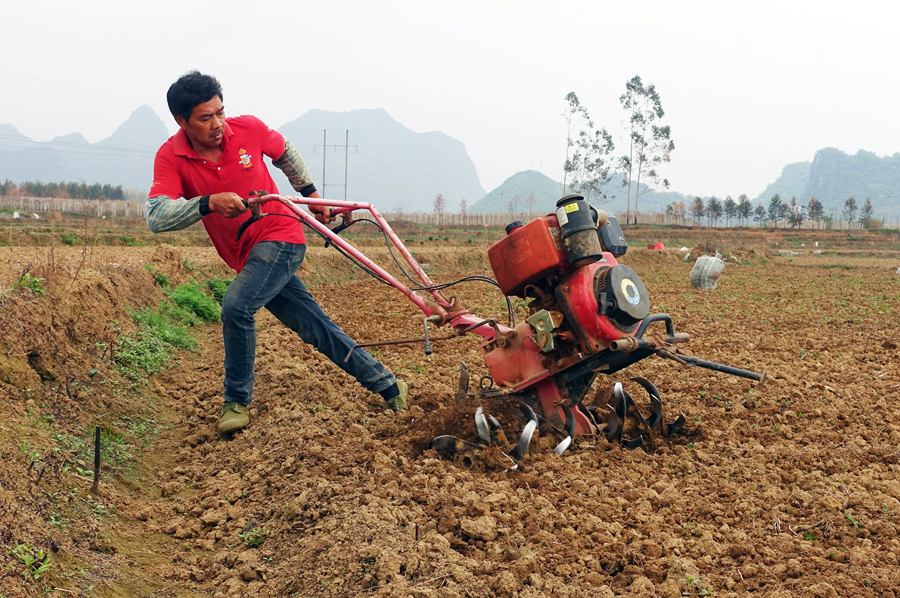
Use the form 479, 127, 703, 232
238, 148, 253, 170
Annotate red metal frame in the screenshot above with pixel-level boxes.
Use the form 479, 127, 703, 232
254, 194, 598, 436
254, 194, 507, 340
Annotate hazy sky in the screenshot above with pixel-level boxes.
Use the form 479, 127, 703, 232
2, 0, 898, 200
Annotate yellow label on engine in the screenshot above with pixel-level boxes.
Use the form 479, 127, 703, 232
564, 203, 580, 213
621, 279, 640, 305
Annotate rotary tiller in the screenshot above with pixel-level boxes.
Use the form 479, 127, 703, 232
245, 192, 765, 464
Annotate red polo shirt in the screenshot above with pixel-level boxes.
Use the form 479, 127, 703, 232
149, 115, 305, 271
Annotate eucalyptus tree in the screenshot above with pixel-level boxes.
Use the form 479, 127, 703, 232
689, 196, 705, 225
753, 204, 767, 227
618, 75, 674, 224
706, 196, 723, 227
843, 196, 858, 224
807, 196, 824, 228
563, 92, 615, 202
768, 194, 783, 228
737, 194, 752, 227
860, 197, 874, 227
723, 195, 737, 226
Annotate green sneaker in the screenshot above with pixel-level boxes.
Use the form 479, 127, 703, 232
385, 380, 408, 412
218, 402, 250, 433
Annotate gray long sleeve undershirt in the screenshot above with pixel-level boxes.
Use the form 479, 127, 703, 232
146, 139, 315, 233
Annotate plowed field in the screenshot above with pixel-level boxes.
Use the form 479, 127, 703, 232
1, 228, 899, 598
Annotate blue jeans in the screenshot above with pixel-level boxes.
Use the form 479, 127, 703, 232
221, 241, 396, 406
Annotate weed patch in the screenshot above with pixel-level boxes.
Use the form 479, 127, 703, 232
168, 283, 221, 323
205, 277, 233, 305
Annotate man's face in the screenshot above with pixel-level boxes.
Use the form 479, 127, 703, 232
176, 95, 225, 151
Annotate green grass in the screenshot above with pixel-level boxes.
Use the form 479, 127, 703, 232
131, 307, 197, 350
168, 283, 220, 323
143, 264, 169, 288
205, 278, 232, 305
115, 330, 172, 379
113, 281, 222, 380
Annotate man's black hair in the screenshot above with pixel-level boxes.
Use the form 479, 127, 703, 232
167, 71, 223, 122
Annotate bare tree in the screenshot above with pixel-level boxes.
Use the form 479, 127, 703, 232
689, 197, 705, 225
433, 193, 447, 226
508, 194, 520, 221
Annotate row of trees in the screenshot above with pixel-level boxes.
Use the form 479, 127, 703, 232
0, 179, 126, 200
665, 193, 878, 228
563, 76, 674, 224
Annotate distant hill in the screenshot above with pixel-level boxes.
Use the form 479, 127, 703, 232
749, 149, 899, 219
470, 170, 660, 215
753, 161, 811, 204
469, 170, 563, 213
0, 106, 168, 193
273, 108, 484, 213
802, 148, 899, 217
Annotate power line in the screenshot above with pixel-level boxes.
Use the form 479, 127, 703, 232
0, 133, 155, 157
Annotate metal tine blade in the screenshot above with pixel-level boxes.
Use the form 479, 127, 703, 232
631, 376, 664, 431
622, 435, 644, 450
623, 388, 650, 430
602, 403, 619, 442
475, 407, 491, 445
431, 435, 485, 455
456, 362, 470, 401
667, 412, 686, 435
580, 405, 602, 435
630, 376, 661, 401
520, 403, 538, 424
647, 396, 664, 431
487, 415, 502, 431
508, 419, 537, 460
548, 404, 576, 456
430, 435, 458, 452
551, 435, 572, 456
613, 384, 627, 443
561, 405, 576, 437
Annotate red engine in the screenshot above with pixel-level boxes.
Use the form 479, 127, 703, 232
482, 196, 649, 395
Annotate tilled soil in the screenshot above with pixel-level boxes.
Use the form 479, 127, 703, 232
2, 240, 900, 598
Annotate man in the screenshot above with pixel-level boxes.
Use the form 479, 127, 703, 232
147, 71, 407, 433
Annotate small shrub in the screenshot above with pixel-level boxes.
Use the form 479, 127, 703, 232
240, 528, 269, 548
205, 278, 232, 305
6, 544, 51, 580
61, 233, 78, 245
143, 265, 170, 288
168, 284, 221, 323
14, 274, 46, 296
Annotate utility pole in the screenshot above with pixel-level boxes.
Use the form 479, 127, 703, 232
314, 130, 357, 199
887, 189, 893, 228
322, 130, 326, 199
344, 131, 349, 199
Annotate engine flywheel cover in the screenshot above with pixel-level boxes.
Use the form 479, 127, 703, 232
596, 264, 650, 329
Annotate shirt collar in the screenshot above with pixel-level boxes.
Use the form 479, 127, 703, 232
172, 120, 234, 157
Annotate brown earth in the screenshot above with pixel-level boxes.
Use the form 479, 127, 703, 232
1, 223, 899, 598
